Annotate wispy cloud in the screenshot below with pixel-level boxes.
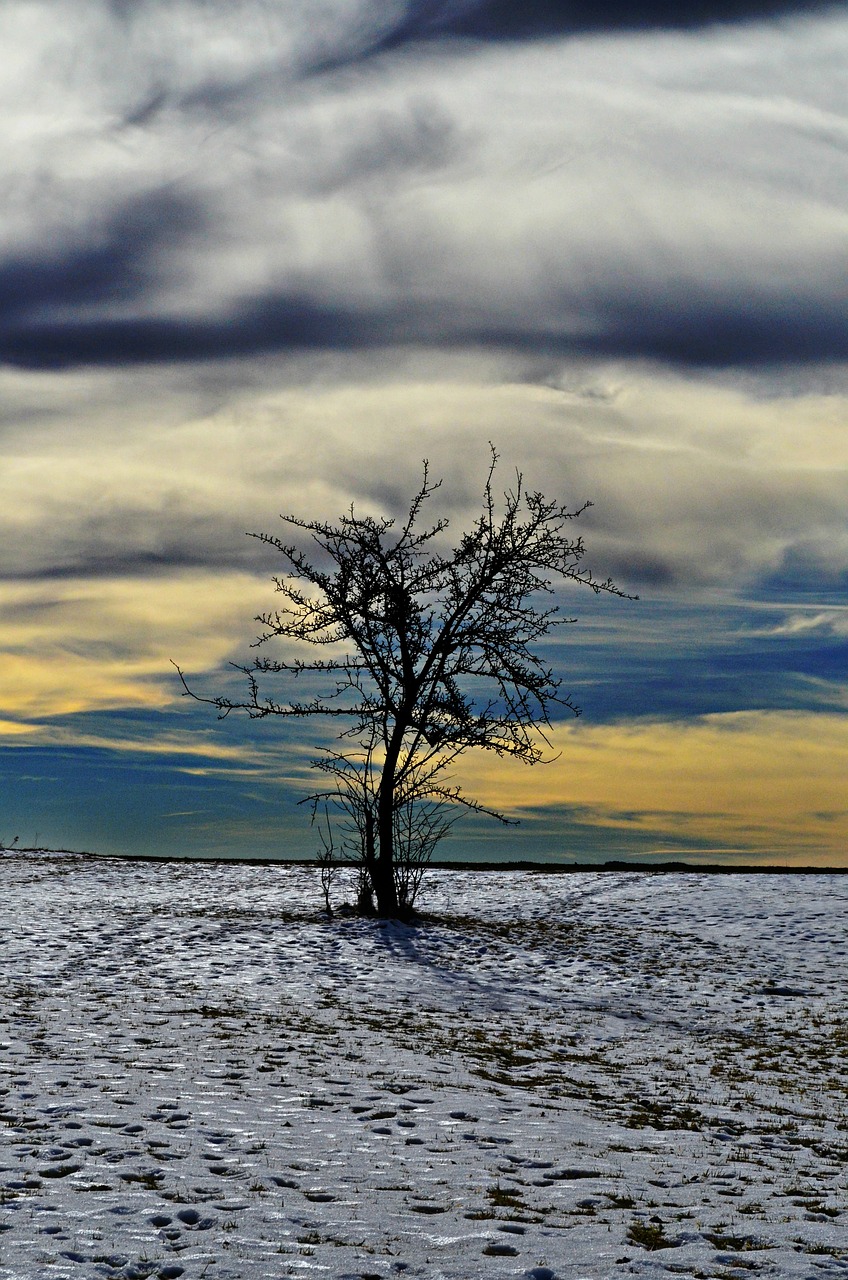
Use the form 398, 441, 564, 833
755, 609, 848, 638
0, 719, 39, 737
3, 361, 846, 593
0, 572, 269, 716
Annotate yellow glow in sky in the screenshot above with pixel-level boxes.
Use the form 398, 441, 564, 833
456, 710, 848, 863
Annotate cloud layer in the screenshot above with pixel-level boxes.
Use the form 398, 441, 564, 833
1, 3, 847, 370
3, 359, 847, 593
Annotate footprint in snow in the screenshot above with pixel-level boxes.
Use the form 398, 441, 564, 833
176, 1207, 217, 1229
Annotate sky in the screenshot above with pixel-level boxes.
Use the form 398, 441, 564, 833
1, 0, 847, 867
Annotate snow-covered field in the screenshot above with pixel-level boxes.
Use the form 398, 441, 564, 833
1, 852, 846, 1280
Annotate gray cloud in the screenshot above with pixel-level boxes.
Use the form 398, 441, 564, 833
3, 279, 846, 370
0, 191, 203, 322
358, 0, 839, 50
1, 6, 846, 372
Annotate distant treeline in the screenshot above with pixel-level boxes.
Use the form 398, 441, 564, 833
8, 846, 843, 875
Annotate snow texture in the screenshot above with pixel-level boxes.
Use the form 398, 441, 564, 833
1, 851, 846, 1279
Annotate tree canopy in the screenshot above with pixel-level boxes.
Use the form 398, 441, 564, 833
176, 447, 632, 917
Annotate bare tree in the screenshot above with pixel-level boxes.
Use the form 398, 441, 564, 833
175, 447, 632, 918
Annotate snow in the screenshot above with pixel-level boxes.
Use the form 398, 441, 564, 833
1, 851, 846, 1280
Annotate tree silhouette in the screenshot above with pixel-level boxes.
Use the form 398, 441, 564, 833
175, 447, 632, 917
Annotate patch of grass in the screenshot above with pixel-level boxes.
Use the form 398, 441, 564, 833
705, 1231, 767, 1252
196, 1003, 237, 1019
624, 1097, 704, 1132
486, 1183, 527, 1212
793, 1198, 840, 1217
737, 1201, 765, 1216
119, 1170, 164, 1189
798, 1241, 848, 1258
606, 1191, 637, 1209
627, 1216, 676, 1251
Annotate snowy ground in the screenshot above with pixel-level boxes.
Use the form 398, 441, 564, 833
1, 852, 846, 1280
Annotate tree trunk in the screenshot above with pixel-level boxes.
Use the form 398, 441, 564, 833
373, 780, 400, 917
371, 706, 414, 918
357, 810, 377, 915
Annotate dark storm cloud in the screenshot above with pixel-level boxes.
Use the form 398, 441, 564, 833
473, 291, 848, 367
0, 191, 203, 324
0, 296, 367, 369
583, 295, 848, 366
3, 283, 846, 370
357, 0, 835, 53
